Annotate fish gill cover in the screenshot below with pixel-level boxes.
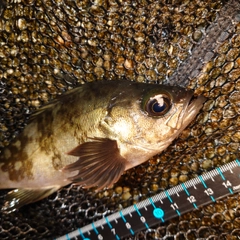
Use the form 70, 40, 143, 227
0, 0, 239, 239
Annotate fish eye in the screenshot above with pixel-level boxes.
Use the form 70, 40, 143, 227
144, 94, 171, 117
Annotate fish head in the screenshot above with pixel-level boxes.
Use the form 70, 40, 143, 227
102, 82, 206, 168
141, 85, 205, 132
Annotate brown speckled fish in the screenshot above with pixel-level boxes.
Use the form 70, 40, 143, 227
0, 80, 205, 212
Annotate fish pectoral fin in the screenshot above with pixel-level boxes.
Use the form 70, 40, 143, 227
2, 186, 60, 213
63, 137, 127, 190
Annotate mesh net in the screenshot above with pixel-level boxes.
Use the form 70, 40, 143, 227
0, 0, 240, 239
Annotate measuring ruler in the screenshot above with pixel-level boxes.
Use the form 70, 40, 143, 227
56, 159, 240, 240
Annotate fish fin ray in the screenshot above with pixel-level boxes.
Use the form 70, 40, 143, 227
29, 87, 83, 122
63, 138, 127, 189
28, 101, 57, 122
2, 186, 60, 213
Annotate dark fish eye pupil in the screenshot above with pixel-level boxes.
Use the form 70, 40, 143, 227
152, 100, 166, 113
145, 95, 171, 117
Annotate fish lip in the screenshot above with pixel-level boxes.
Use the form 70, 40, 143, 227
182, 93, 206, 124
165, 90, 206, 130
186, 94, 206, 114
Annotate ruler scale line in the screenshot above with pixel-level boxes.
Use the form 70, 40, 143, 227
55, 159, 240, 240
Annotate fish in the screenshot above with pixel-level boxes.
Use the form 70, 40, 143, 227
0, 80, 205, 212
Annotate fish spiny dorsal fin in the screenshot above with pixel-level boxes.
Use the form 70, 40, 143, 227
2, 187, 61, 213
63, 138, 127, 190
28, 102, 57, 122
28, 86, 82, 122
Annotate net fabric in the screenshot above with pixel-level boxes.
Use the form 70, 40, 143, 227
0, 0, 239, 239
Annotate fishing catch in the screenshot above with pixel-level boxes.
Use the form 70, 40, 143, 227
0, 80, 205, 212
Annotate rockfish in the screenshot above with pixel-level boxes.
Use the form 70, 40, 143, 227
0, 80, 205, 212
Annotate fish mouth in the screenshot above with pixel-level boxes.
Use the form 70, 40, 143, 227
165, 91, 206, 130
180, 93, 206, 130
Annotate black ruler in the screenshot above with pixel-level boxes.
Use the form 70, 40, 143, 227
56, 159, 240, 240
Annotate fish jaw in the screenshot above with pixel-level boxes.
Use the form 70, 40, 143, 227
178, 94, 206, 132
165, 90, 206, 131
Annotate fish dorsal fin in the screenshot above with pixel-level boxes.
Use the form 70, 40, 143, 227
63, 138, 127, 190
28, 100, 58, 123
28, 87, 82, 122
2, 186, 60, 213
